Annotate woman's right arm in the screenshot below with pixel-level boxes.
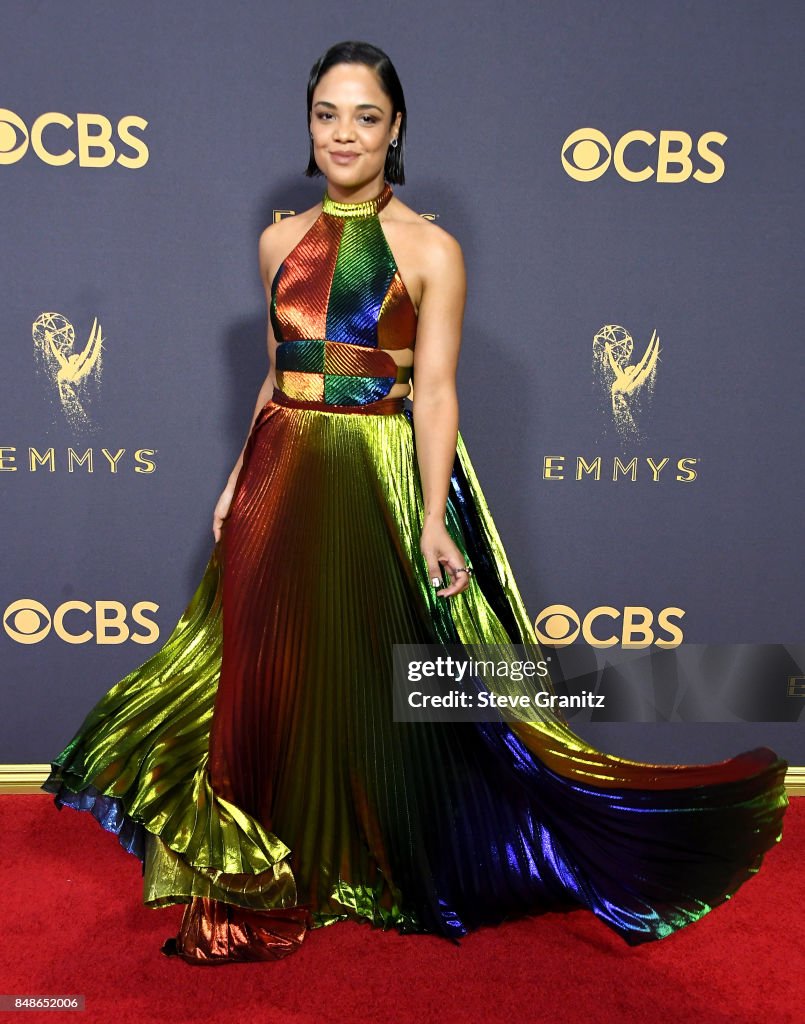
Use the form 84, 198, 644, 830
212, 223, 282, 541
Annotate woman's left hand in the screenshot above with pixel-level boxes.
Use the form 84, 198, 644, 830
420, 519, 472, 599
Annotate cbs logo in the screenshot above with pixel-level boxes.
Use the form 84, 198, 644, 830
0, 108, 148, 168
562, 127, 726, 183
534, 604, 685, 649
3, 598, 159, 645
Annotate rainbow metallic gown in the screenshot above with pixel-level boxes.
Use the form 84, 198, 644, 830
42, 181, 789, 964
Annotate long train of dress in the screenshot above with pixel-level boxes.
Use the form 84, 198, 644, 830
42, 396, 789, 963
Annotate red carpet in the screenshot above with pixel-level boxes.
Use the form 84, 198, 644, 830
2, 795, 802, 1024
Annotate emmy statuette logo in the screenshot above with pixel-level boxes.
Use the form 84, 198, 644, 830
32, 312, 104, 432
593, 324, 661, 443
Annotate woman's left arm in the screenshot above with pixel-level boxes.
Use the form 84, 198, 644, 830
412, 229, 471, 599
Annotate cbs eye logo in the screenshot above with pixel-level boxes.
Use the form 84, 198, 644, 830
3, 598, 159, 645
0, 108, 148, 168
561, 127, 726, 183
534, 604, 685, 649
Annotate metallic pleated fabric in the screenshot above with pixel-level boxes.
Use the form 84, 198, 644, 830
42, 181, 789, 964
270, 180, 416, 406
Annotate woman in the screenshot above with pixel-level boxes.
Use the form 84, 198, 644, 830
42, 41, 789, 966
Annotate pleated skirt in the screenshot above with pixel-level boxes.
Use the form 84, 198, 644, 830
42, 392, 789, 964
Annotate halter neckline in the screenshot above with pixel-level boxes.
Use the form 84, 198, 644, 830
321, 181, 393, 219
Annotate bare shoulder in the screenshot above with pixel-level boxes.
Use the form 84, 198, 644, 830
420, 219, 464, 274
258, 202, 322, 282
383, 196, 465, 304
408, 215, 465, 288
388, 196, 463, 257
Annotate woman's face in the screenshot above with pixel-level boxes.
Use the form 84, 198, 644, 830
310, 62, 401, 193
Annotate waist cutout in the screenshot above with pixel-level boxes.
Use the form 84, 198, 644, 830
271, 387, 405, 416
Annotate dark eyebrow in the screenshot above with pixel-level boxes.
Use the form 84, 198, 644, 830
312, 100, 385, 113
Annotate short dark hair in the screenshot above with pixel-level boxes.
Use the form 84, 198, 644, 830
304, 41, 406, 184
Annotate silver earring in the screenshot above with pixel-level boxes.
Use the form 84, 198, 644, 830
390, 137, 398, 148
